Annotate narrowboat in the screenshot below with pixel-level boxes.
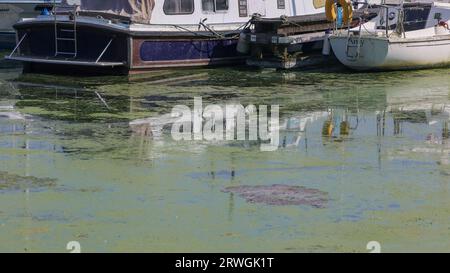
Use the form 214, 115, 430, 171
0, 0, 58, 49
5, 0, 325, 74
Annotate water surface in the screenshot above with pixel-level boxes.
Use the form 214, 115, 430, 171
0, 61, 449, 252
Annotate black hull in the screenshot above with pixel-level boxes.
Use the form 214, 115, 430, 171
22, 62, 129, 76
9, 19, 246, 75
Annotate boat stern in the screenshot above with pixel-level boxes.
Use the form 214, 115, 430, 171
6, 15, 130, 74
329, 34, 389, 70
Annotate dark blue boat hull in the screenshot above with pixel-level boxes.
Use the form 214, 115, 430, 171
12, 21, 246, 74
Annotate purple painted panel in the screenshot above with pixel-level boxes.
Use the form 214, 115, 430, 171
139, 39, 239, 62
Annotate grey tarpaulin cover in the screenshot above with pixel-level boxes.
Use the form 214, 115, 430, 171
63, 0, 155, 23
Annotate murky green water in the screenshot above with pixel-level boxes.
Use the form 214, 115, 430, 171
0, 58, 449, 252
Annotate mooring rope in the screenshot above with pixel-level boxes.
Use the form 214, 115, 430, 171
170, 17, 253, 39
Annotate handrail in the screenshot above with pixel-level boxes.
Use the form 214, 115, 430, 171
9, 33, 27, 58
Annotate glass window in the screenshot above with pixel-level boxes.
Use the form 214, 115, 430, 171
202, 0, 215, 11
216, 0, 229, 11
164, 0, 194, 15
202, 0, 229, 12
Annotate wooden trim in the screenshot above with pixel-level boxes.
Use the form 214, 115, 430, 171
128, 36, 133, 69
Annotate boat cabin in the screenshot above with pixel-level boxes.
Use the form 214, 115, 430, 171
61, 0, 325, 25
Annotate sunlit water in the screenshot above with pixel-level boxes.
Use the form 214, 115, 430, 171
0, 57, 449, 252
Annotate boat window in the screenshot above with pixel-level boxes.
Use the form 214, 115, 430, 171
202, 0, 229, 12
402, 6, 431, 31
376, 4, 431, 32
203, 0, 214, 11
163, 0, 195, 15
216, 0, 229, 10
239, 0, 248, 17
277, 0, 285, 9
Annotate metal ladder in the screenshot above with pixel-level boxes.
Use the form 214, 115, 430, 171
53, 1, 78, 58
345, 22, 363, 60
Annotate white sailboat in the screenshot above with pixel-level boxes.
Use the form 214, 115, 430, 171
328, 0, 450, 70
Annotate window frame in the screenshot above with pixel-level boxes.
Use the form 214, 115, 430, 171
277, 0, 286, 9
202, 0, 229, 13
163, 0, 195, 15
238, 0, 248, 17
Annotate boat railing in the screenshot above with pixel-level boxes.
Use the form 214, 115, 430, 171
376, 4, 408, 38
341, 2, 409, 59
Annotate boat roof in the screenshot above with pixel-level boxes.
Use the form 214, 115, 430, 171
64, 0, 154, 24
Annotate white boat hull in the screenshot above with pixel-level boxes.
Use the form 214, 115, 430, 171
329, 34, 450, 70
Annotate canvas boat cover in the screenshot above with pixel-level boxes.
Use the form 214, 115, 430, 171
63, 0, 155, 23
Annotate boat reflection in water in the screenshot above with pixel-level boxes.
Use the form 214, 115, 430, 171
0, 80, 27, 125
7, 70, 448, 162
1, 67, 450, 251
3, 69, 449, 170
124, 75, 449, 170
384, 83, 450, 166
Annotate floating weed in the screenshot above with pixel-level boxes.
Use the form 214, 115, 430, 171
222, 184, 329, 208
0, 171, 57, 192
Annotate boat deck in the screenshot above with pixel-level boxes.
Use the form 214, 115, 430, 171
251, 8, 380, 35
5, 55, 125, 67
